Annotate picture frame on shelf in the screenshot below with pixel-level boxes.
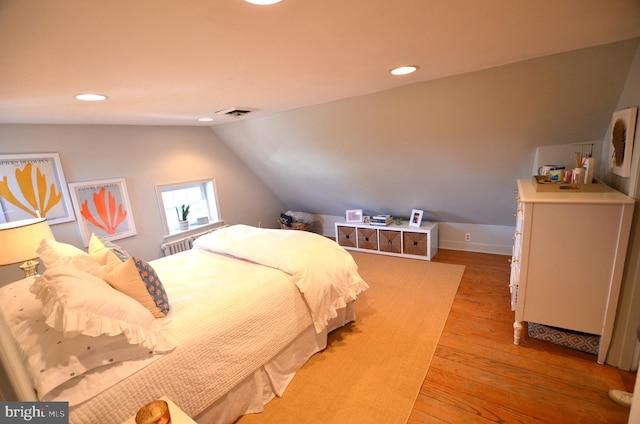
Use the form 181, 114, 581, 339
609, 107, 637, 178
409, 209, 423, 227
68, 178, 137, 246
345, 209, 363, 223
0, 152, 75, 225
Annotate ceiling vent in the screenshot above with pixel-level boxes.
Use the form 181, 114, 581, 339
215, 107, 254, 117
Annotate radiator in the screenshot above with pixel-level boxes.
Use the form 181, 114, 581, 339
160, 226, 226, 256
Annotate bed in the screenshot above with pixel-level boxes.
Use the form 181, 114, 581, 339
0, 224, 369, 423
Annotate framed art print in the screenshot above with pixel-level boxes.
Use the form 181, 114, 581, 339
609, 107, 637, 178
409, 209, 423, 227
345, 209, 363, 223
68, 178, 137, 246
0, 153, 75, 225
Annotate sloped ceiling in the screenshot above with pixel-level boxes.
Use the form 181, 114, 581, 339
1, 0, 639, 126
2, 1, 640, 228
213, 38, 640, 226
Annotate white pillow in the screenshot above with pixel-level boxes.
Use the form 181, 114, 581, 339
0, 278, 162, 405
37, 238, 95, 270
30, 265, 175, 352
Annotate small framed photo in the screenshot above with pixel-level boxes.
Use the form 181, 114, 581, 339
609, 107, 637, 178
409, 209, 423, 227
346, 209, 363, 223
68, 178, 137, 246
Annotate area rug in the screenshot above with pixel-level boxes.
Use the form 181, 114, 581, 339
238, 251, 465, 424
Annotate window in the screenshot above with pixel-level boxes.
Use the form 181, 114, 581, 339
155, 179, 222, 236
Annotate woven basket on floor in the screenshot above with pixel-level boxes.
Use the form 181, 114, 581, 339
278, 221, 308, 231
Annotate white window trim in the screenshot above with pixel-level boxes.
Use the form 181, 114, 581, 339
155, 178, 222, 237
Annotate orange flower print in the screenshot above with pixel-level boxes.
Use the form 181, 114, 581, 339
80, 187, 127, 234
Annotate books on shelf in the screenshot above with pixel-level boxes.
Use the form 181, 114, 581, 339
369, 215, 393, 226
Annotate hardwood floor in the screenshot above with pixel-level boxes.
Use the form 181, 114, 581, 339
408, 249, 636, 424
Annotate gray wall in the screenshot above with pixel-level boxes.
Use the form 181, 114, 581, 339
213, 39, 639, 228
605, 41, 640, 370
0, 125, 286, 284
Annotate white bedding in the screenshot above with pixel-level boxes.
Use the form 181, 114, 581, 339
0, 225, 368, 424
71, 249, 315, 423
193, 225, 369, 332
0, 278, 166, 405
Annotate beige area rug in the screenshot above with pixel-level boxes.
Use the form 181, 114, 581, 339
237, 251, 465, 424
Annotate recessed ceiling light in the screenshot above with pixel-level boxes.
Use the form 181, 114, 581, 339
198, 117, 214, 122
244, 0, 282, 4
75, 93, 107, 102
390, 66, 418, 76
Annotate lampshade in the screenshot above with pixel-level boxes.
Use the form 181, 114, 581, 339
0, 218, 54, 267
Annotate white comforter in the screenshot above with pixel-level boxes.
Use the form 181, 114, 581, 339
192, 225, 370, 332
70, 249, 316, 422
70, 226, 368, 422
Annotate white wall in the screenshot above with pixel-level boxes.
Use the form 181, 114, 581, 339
0, 124, 287, 285
602, 40, 640, 371
214, 39, 639, 229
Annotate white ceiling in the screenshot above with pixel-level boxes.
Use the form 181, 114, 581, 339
1, 0, 640, 126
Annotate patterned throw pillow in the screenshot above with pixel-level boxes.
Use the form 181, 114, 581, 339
88, 234, 130, 265
105, 255, 170, 318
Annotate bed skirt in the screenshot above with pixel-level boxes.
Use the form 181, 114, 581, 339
195, 303, 355, 424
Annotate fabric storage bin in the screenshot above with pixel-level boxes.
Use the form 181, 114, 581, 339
403, 232, 428, 256
379, 230, 401, 254
357, 228, 378, 250
337, 226, 356, 247
527, 322, 599, 355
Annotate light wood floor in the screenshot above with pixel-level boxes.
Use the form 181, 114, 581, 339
408, 249, 636, 424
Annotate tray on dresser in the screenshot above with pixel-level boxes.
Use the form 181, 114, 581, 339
532, 175, 606, 192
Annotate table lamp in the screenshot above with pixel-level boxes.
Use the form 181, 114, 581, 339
0, 218, 54, 277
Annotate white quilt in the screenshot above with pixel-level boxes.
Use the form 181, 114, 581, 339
70, 249, 315, 423
192, 225, 370, 332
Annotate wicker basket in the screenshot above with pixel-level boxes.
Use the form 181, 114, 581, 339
379, 229, 401, 253
357, 228, 378, 250
337, 226, 356, 247
403, 232, 428, 256
278, 221, 308, 231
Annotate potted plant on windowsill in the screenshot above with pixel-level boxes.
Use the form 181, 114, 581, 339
176, 204, 190, 230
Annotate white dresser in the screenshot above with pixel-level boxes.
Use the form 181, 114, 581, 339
510, 178, 634, 363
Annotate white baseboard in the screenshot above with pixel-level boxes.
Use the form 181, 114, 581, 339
314, 214, 514, 256
440, 240, 512, 255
